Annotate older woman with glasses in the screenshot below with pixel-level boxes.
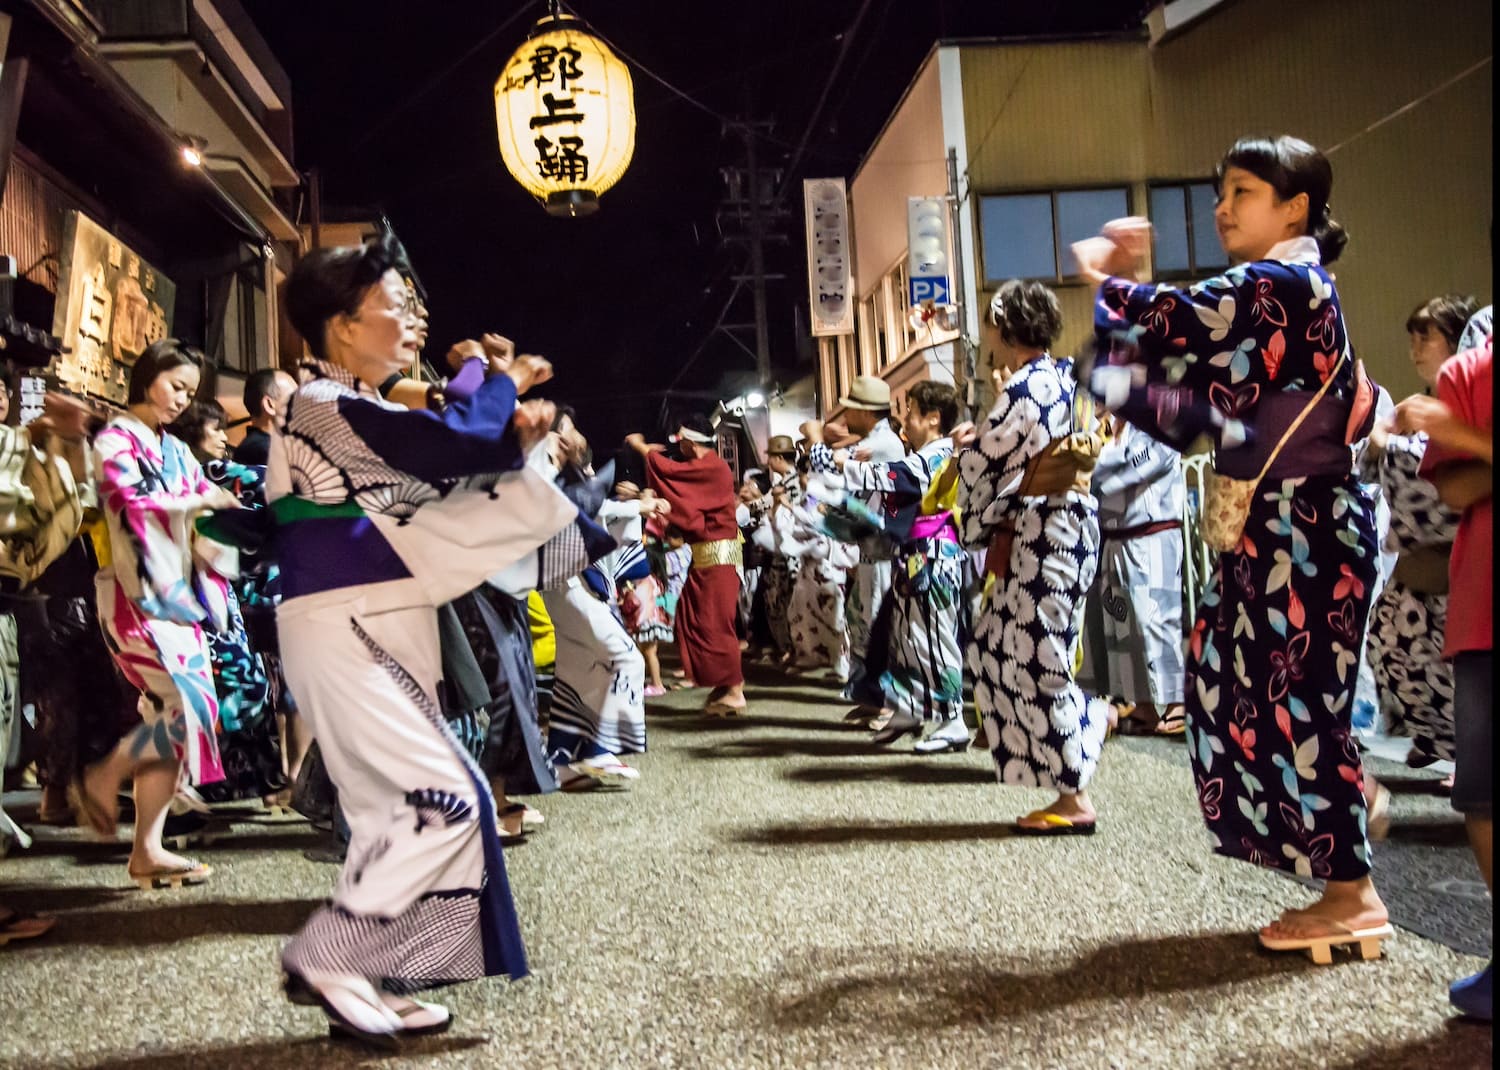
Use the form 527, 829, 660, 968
269, 234, 613, 1047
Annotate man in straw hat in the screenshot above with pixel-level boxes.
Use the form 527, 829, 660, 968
802, 375, 906, 719
745, 434, 802, 666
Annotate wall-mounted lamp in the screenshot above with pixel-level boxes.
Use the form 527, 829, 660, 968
179, 134, 209, 168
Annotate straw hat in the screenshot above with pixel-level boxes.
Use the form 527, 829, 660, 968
838, 375, 891, 411
767, 434, 796, 456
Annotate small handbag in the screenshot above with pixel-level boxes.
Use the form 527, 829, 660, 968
1201, 348, 1346, 553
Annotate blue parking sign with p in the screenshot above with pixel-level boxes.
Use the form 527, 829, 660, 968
909, 276, 950, 305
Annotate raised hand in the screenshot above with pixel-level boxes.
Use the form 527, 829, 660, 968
1070, 236, 1121, 286
1389, 394, 1451, 436
950, 420, 979, 451
507, 355, 553, 395
1101, 216, 1152, 274
481, 333, 516, 375
201, 484, 244, 512
446, 339, 485, 372
512, 398, 557, 451
38, 391, 97, 441
822, 419, 849, 443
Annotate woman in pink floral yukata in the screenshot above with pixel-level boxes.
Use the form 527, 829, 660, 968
73, 340, 242, 890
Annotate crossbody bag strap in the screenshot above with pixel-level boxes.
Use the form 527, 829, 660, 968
1252, 346, 1348, 484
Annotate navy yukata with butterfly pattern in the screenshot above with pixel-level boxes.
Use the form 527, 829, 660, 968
1091, 239, 1379, 881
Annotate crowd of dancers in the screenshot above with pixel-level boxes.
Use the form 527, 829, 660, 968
0, 132, 1491, 1041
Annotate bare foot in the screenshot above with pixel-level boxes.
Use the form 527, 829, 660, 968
76, 764, 122, 835
129, 848, 201, 874
1260, 881, 1387, 940
1016, 793, 1096, 829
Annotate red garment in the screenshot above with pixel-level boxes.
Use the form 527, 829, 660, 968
1420, 338, 1492, 656
646, 448, 742, 687
643, 448, 739, 542
676, 566, 743, 688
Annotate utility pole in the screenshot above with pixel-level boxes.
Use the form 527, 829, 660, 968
743, 115, 772, 393
717, 117, 788, 384
715, 107, 789, 461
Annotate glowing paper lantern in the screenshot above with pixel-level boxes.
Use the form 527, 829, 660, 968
494, 12, 636, 217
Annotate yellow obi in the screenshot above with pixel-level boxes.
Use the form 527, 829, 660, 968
690, 538, 743, 570
85, 514, 111, 570
921, 455, 960, 524
527, 590, 555, 672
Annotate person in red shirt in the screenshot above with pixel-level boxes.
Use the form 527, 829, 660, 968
626, 415, 747, 716
1393, 334, 1492, 1021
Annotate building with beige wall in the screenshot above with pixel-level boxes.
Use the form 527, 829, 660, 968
816, 0, 1493, 423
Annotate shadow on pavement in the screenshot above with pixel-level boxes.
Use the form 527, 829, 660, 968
1, 883, 131, 913
683, 737, 896, 760
727, 819, 1019, 846
198, 830, 326, 853
783, 761, 994, 787
1322, 1020, 1492, 1070
1383, 818, 1471, 848
646, 713, 853, 736
1377, 774, 1456, 797
766, 931, 1328, 1032
40, 1033, 487, 1069
745, 689, 848, 706
8, 896, 323, 947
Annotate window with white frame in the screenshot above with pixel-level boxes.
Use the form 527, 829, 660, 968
979, 186, 1131, 284
1149, 181, 1230, 276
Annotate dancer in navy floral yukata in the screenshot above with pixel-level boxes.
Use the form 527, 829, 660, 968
1076, 135, 1390, 962
957, 280, 1110, 835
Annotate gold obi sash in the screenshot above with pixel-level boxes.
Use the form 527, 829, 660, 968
690, 538, 743, 570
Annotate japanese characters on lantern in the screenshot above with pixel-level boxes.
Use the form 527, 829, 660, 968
494, 15, 635, 216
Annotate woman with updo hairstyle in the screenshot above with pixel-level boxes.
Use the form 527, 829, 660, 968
73, 339, 243, 890
956, 278, 1111, 835
167, 398, 280, 808
1074, 135, 1390, 962
1358, 293, 1478, 809
267, 234, 611, 1045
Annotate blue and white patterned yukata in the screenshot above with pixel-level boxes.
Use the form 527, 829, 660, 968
958, 355, 1108, 792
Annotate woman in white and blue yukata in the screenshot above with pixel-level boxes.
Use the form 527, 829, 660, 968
269, 235, 614, 1046
1077, 418, 1187, 737
825, 379, 968, 753
538, 408, 660, 789
957, 280, 1110, 835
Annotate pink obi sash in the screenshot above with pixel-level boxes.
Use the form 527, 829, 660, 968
909, 511, 958, 543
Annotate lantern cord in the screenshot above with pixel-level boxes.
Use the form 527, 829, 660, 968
554, 3, 733, 126
332, 0, 543, 164
556, 0, 811, 153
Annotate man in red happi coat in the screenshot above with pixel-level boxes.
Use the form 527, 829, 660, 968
626, 415, 746, 715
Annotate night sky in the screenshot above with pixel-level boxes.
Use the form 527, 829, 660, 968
246, 0, 1152, 444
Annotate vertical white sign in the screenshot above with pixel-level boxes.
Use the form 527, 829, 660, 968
803, 178, 854, 336
906, 196, 952, 307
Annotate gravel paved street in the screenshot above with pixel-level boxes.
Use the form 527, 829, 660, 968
1, 668, 1491, 1069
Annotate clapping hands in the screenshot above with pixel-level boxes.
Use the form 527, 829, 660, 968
513, 398, 556, 451
1072, 216, 1152, 285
